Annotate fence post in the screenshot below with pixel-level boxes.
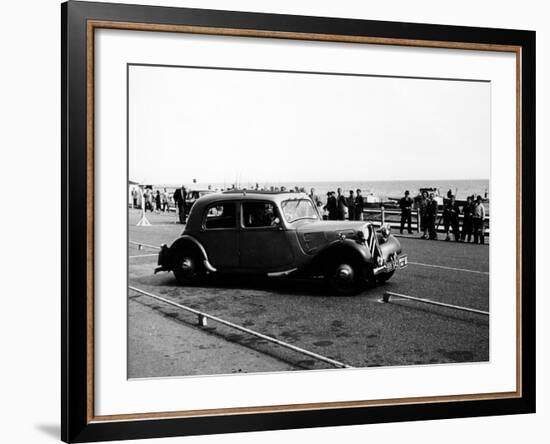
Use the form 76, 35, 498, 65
198, 314, 208, 327
380, 206, 385, 225
417, 208, 421, 233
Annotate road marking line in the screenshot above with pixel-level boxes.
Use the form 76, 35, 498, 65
408, 261, 489, 275
129, 253, 158, 258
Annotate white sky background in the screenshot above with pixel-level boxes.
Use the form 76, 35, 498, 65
129, 65, 490, 185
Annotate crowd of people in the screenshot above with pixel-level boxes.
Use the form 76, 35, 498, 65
311, 187, 365, 221
131, 185, 190, 223
132, 187, 172, 214
398, 190, 487, 244
310, 187, 487, 244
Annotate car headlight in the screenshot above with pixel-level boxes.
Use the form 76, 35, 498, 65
380, 223, 391, 238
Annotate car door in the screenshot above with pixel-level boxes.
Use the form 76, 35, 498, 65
195, 200, 239, 270
238, 200, 295, 271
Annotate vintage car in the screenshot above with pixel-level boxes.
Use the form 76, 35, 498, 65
155, 191, 407, 295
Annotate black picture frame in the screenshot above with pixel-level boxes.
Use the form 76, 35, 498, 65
62, 1, 536, 442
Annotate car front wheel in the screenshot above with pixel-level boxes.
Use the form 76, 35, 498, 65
326, 259, 365, 296
173, 249, 205, 285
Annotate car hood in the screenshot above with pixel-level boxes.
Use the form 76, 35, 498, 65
293, 220, 370, 254
293, 219, 369, 234
292, 219, 401, 259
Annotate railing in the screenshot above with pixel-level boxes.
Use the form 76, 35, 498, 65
382, 291, 489, 316
361, 207, 490, 235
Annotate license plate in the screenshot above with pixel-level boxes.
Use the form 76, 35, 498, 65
398, 255, 408, 268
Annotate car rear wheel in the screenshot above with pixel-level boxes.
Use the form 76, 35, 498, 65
326, 258, 365, 296
173, 249, 205, 285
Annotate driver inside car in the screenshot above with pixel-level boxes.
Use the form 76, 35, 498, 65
246, 203, 278, 227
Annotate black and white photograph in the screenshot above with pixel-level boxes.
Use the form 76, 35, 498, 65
127, 63, 491, 379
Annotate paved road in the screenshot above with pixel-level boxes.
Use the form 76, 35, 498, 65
128, 299, 300, 377
128, 209, 489, 378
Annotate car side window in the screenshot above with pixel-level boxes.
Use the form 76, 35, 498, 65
242, 202, 279, 228
203, 202, 237, 229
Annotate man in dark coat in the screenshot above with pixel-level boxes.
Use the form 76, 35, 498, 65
473, 195, 487, 244
336, 187, 347, 221
346, 190, 356, 220
399, 190, 413, 234
355, 189, 364, 221
173, 185, 187, 224
443, 195, 461, 241
461, 195, 474, 243
324, 192, 337, 220
418, 191, 429, 239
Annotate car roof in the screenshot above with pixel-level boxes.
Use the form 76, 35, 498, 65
196, 190, 310, 205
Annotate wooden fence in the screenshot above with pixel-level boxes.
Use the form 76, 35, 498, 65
361, 208, 490, 235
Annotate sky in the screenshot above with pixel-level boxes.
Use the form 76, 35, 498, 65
129, 64, 490, 186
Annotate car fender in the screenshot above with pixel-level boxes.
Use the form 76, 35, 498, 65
378, 235, 402, 260
307, 238, 372, 274
167, 235, 217, 272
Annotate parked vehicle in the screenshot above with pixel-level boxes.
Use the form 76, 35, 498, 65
184, 189, 216, 213
155, 191, 407, 295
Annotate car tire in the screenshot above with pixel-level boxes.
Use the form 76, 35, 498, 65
173, 248, 205, 285
325, 258, 365, 296
376, 270, 395, 283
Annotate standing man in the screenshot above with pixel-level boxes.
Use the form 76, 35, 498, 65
173, 185, 187, 224
448, 195, 461, 241
324, 191, 337, 220
442, 195, 461, 241
442, 197, 452, 241
399, 190, 413, 234
461, 195, 474, 243
355, 189, 364, 221
309, 187, 322, 208
346, 190, 356, 220
427, 193, 438, 240
131, 187, 139, 209
143, 188, 153, 212
336, 187, 347, 221
419, 191, 429, 239
473, 195, 486, 244
161, 188, 169, 212
154, 190, 161, 213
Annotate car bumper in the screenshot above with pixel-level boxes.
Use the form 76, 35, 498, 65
373, 254, 408, 275
154, 244, 170, 274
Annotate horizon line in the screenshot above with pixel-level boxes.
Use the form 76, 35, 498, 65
129, 178, 490, 184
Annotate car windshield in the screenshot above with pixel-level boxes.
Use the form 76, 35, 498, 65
281, 199, 319, 223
